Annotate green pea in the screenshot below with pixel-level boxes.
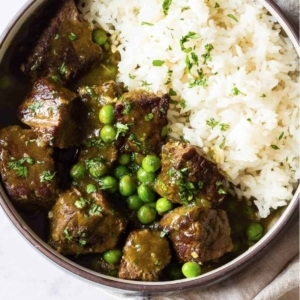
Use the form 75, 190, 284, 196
156, 198, 173, 215
99, 104, 115, 124
137, 167, 156, 183
142, 154, 161, 173
245, 223, 264, 242
137, 204, 157, 224
114, 165, 130, 179
119, 175, 137, 196
103, 249, 122, 264
92, 28, 108, 46
118, 153, 131, 165
86, 184, 97, 194
99, 176, 118, 193
89, 162, 108, 178
70, 163, 86, 180
182, 262, 202, 278
100, 125, 117, 143
166, 264, 184, 280
126, 194, 144, 211
137, 183, 156, 203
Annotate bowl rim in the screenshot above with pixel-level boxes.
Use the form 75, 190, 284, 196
0, 0, 299, 295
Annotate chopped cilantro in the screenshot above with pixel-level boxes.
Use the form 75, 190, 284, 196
232, 87, 241, 96
28, 102, 44, 113
59, 62, 68, 75
271, 144, 280, 150
169, 88, 177, 96
152, 60, 165, 67
260, 94, 266, 98
116, 122, 130, 139
75, 197, 89, 209
123, 102, 131, 115
145, 113, 154, 121
220, 123, 230, 131
215, 2, 220, 8
40, 170, 56, 182
68, 32, 77, 41
141, 21, 154, 26
180, 99, 187, 109
206, 118, 219, 129
278, 132, 284, 140
7, 157, 34, 178
89, 203, 102, 216
162, 0, 172, 15
129, 73, 136, 79
202, 44, 214, 64
64, 228, 72, 242
180, 32, 201, 52
219, 137, 226, 149
228, 14, 239, 22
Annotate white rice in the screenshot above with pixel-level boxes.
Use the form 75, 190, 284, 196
78, 0, 299, 218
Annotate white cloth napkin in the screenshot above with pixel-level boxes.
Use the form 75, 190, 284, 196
105, 1, 300, 299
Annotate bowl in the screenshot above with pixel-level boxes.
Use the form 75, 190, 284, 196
0, 0, 299, 296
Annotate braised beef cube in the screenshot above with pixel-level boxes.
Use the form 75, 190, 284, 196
49, 187, 127, 255
21, 0, 102, 82
18, 77, 84, 148
154, 140, 228, 206
78, 81, 122, 138
159, 205, 233, 263
118, 229, 171, 281
114, 91, 170, 155
0, 126, 58, 210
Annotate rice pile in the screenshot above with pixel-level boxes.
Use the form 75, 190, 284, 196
78, 0, 299, 218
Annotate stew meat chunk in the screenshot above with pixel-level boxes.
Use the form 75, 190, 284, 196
118, 229, 171, 281
0, 125, 58, 210
154, 140, 228, 206
48, 187, 127, 255
21, 0, 102, 82
114, 91, 170, 155
18, 77, 84, 148
159, 205, 233, 263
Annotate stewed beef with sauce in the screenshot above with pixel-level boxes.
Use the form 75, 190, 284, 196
18, 77, 85, 148
21, 0, 102, 83
118, 229, 171, 281
159, 205, 233, 263
0, 125, 58, 210
114, 90, 170, 155
154, 140, 228, 206
49, 187, 127, 255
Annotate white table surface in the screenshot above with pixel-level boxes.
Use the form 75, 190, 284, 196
0, 1, 122, 299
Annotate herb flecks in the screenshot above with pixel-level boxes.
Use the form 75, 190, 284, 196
202, 44, 214, 65
75, 197, 89, 209
180, 32, 201, 53
271, 144, 280, 150
40, 170, 56, 182
141, 21, 154, 26
152, 60, 165, 67
162, 0, 172, 15
228, 14, 239, 22
68, 32, 77, 41
7, 156, 34, 178
206, 118, 219, 129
